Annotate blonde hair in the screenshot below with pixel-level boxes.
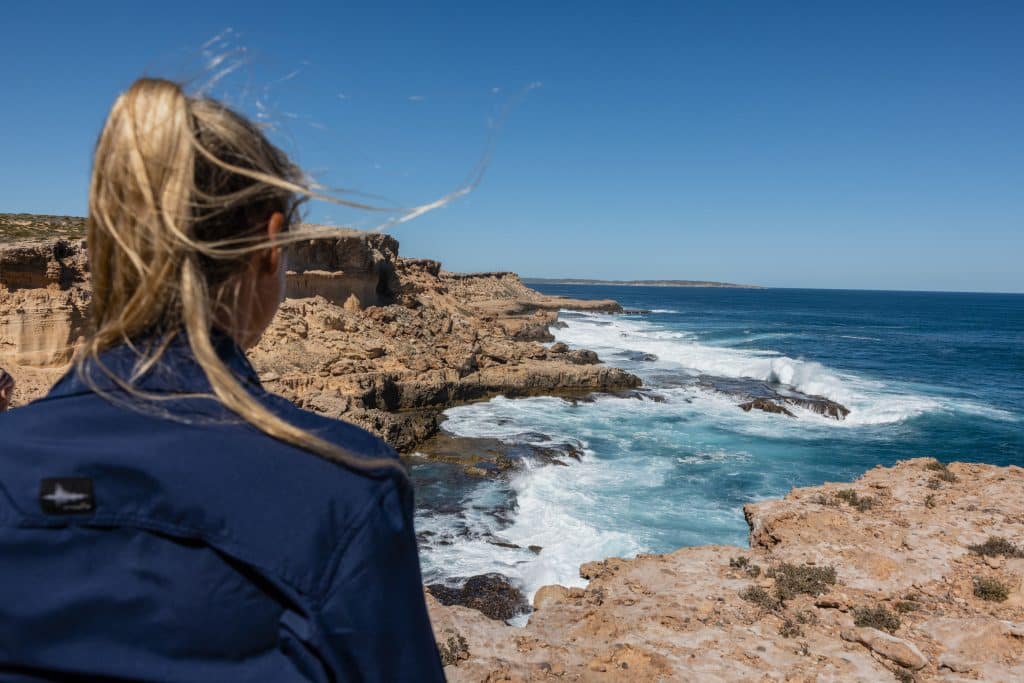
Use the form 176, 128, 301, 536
83, 77, 400, 474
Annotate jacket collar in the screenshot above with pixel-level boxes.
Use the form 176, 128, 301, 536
48, 330, 262, 399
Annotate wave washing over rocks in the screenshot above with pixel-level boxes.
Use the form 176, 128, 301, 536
428, 459, 1024, 681
412, 305, 958, 618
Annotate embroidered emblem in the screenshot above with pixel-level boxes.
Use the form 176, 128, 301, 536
39, 477, 95, 514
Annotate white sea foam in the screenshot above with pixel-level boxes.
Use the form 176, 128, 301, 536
552, 310, 940, 426
422, 395, 682, 602
942, 399, 1020, 423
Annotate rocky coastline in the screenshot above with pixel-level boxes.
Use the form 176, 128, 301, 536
5, 217, 1021, 680
428, 459, 1024, 681
0, 219, 844, 450
0, 224, 639, 451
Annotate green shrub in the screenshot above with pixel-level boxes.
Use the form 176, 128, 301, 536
740, 585, 782, 611
833, 488, 876, 511
968, 536, 1024, 558
855, 496, 876, 511
835, 489, 859, 505
779, 618, 803, 638
795, 609, 818, 625
894, 668, 915, 683
973, 576, 1010, 602
730, 556, 762, 577
852, 604, 901, 633
769, 563, 838, 600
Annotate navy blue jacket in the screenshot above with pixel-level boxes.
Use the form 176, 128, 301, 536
0, 335, 445, 682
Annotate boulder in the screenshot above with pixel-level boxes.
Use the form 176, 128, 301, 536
841, 627, 928, 670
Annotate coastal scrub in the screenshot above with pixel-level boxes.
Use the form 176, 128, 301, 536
852, 604, 901, 633
768, 563, 837, 600
973, 576, 1010, 602
968, 536, 1024, 558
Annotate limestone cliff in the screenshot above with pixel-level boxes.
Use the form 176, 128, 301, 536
0, 225, 637, 450
0, 239, 91, 397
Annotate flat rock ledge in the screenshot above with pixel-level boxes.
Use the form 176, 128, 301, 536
427, 458, 1024, 681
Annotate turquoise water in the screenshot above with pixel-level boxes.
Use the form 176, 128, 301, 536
413, 287, 1024, 600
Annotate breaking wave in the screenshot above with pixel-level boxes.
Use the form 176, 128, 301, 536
555, 311, 940, 426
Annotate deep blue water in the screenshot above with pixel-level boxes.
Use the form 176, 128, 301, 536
414, 286, 1024, 601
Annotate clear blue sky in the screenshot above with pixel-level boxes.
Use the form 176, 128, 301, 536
1, 1, 1021, 292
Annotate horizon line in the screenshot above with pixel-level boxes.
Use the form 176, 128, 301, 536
521, 277, 1024, 296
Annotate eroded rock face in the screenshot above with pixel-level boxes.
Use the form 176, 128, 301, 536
245, 243, 639, 450
0, 238, 89, 291
284, 232, 399, 307
0, 240, 91, 397
2, 226, 640, 450
428, 459, 1024, 681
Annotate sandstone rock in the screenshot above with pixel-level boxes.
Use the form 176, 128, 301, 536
1, 239, 91, 402
565, 349, 600, 365
532, 585, 569, 610
5, 228, 640, 452
343, 293, 361, 311
841, 627, 928, 670
284, 231, 399, 307
0, 237, 88, 291
429, 460, 1024, 681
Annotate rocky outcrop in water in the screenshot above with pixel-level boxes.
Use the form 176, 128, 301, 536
698, 374, 851, 420
428, 459, 1024, 681
417, 430, 586, 477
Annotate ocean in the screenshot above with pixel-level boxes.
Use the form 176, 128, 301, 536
411, 286, 1024, 606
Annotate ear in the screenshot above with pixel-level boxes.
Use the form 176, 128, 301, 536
261, 211, 286, 275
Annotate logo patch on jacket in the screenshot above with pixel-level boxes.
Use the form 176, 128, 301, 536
39, 477, 95, 514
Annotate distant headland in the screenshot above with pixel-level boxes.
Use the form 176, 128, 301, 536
523, 277, 763, 289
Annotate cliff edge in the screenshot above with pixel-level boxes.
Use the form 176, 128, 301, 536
428, 458, 1024, 681
0, 224, 638, 450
